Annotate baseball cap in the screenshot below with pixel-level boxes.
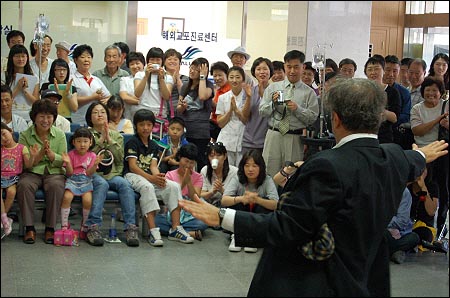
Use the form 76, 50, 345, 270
41, 89, 62, 101
55, 41, 71, 52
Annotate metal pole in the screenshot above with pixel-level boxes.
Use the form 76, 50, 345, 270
38, 41, 42, 87
241, 1, 248, 48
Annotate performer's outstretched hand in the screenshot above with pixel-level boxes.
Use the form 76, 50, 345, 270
414, 140, 448, 163
179, 194, 220, 227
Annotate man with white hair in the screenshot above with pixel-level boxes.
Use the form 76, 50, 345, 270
227, 46, 255, 86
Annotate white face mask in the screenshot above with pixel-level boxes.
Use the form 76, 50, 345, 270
211, 158, 219, 169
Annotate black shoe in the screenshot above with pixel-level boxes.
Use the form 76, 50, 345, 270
421, 239, 449, 254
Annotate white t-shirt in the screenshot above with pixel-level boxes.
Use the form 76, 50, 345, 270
133, 71, 173, 117
1, 71, 39, 122
30, 57, 54, 87
71, 71, 111, 125
410, 100, 446, 147
120, 75, 136, 120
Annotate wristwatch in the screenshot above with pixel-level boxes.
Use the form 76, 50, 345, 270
218, 208, 226, 226
199, 74, 206, 80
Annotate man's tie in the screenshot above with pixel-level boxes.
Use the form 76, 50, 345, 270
278, 84, 294, 135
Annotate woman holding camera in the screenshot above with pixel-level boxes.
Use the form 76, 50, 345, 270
133, 47, 173, 121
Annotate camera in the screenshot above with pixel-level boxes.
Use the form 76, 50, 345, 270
275, 90, 286, 105
152, 64, 160, 70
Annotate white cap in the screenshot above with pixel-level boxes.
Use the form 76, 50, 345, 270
55, 41, 71, 52
227, 46, 251, 60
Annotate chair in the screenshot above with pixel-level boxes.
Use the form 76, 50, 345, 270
13, 132, 145, 236
70, 123, 82, 132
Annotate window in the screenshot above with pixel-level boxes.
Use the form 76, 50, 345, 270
403, 1, 449, 68
423, 27, 449, 64
406, 1, 449, 14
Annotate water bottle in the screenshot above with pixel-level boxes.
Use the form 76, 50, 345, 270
109, 213, 117, 240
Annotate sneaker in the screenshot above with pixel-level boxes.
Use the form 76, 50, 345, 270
168, 226, 194, 243
3, 217, 13, 237
228, 234, 242, 252
244, 247, 258, 253
86, 225, 104, 246
148, 227, 164, 247
390, 250, 406, 264
125, 224, 140, 247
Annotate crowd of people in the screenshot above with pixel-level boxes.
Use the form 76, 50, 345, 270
0, 28, 449, 295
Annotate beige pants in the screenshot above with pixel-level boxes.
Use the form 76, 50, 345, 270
262, 129, 304, 177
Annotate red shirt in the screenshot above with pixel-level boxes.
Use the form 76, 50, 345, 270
210, 83, 231, 124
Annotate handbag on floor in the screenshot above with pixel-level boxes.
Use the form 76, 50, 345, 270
54, 229, 79, 246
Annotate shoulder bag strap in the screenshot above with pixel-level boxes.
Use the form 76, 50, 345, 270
158, 97, 164, 118
441, 100, 448, 114
169, 95, 174, 118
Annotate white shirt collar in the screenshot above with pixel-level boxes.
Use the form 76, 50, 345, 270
333, 133, 378, 149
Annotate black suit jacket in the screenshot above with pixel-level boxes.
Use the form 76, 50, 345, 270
233, 138, 425, 297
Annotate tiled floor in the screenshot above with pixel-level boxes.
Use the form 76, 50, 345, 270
1, 211, 449, 297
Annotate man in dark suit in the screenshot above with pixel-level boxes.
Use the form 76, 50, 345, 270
179, 79, 448, 297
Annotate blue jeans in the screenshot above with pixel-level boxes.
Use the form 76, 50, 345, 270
85, 174, 136, 230
154, 213, 208, 236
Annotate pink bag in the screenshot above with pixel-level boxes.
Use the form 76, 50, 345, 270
152, 97, 174, 139
54, 229, 79, 246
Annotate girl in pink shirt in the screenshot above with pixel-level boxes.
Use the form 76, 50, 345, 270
61, 127, 101, 230
1, 122, 36, 236
162, 143, 208, 240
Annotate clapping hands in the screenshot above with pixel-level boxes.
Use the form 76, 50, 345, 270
212, 178, 224, 194
98, 121, 111, 144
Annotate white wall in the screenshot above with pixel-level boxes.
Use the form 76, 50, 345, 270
136, 1, 289, 76
304, 1, 372, 78
287, 1, 309, 54
136, 1, 241, 76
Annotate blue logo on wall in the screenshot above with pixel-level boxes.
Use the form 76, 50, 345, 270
181, 46, 202, 60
